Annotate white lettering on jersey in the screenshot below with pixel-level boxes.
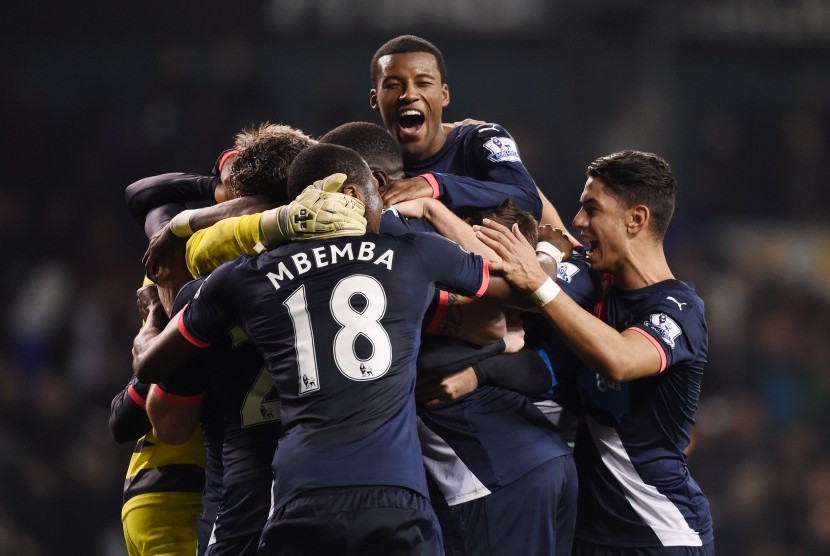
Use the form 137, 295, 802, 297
483, 136, 521, 163
266, 262, 296, 291
266, 242, 393, 291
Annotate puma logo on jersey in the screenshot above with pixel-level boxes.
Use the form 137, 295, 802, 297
667, 296, 687, 310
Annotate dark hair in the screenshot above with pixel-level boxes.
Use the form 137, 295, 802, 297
370, 34, 446, 86
461, 199, 539, 246
319, 121, 403, 176
230, 123, 315, 204
587, 150, 676, 239
286, 143, 373, 200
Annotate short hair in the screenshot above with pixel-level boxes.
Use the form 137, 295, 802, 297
286, 143, 373, 200
318, 122, 403, 175
587, 150, 676, 239
370, 35, 446, 86
461, 199, 539, 246
230, 123, 315, 203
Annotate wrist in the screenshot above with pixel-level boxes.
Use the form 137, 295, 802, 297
259, 207, 286, 246
169, 210, 196, 238
535, 241, 565, 264
530, 277, 561, 307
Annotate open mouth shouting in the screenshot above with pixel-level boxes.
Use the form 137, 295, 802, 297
397, 109, 426, 139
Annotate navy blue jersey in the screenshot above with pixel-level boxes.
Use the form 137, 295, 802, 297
574, 279, 713, 548
418, 385, 571, 505
404, 123, 542, 220
180, 232, 488, 510
158, 279, 279, 555
527, 248, 597, 414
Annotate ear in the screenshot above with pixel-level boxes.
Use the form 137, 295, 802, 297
372, 170, 389, 191
369, 89, 379, 110
626, 205, 649, 234
441, 83, 450, 108
340, 183, 360, 199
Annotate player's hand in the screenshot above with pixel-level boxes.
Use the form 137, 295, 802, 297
276, 173, 367, 241
380, 177, 434, 208
537, 225, 574, 261
416, 368, 479, 408
502, 311, 526, 354
143, 226, 187, 284
475, 220, 550, 293
443, 118, 485, 129
136, 284, 168, 327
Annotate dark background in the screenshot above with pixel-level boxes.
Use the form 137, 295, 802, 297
1, 1, 829, 554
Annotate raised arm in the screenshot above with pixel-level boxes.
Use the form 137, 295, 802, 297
476, 219, 664, 382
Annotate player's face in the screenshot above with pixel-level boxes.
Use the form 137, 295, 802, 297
572, 177, 629, 273
370, 52, 450, 162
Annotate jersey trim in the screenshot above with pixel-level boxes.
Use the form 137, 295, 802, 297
420, 173, 441, 199
628, 326, 668, 373
474, 259, 490, 298
424, 290, 450, 334
417, 417, 492, 506
217, 149, 239, 173
178, 306, 211, 348
151, 384, 205, 405
585, 415, 704, 546
127, 384, 147, 409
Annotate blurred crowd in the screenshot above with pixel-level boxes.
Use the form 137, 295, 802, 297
2, 17, 829, 556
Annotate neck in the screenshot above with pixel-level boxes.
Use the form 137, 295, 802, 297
613, 241, 674, 290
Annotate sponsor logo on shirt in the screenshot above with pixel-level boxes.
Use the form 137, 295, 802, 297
557, 261, 581, 283
483, 136, 521, 163
645, 313, 682, 349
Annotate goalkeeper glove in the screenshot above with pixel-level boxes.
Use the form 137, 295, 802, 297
259, 173, 367, 244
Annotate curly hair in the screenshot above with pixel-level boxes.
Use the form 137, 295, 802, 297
230, 123, 316, 203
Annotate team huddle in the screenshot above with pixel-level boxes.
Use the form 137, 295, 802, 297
110, 35, 714, 556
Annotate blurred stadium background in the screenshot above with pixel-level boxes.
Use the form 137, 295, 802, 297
2, 1, 829, 554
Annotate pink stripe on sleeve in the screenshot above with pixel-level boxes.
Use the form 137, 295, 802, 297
420, 173, 441, 199
628, 326, 668, 374
177, 306, 211, 348
151, 384, 204, 405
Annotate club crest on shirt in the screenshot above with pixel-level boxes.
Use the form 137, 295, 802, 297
556, 262, 581, 283
645, 313, 682, 349
483, 136, 521, 163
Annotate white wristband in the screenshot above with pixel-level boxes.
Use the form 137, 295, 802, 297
535, 241, 564, 264
169, 210, 196, 238
530, 277, 561, 307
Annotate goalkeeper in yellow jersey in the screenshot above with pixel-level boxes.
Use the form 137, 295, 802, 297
120, 122, 365, 555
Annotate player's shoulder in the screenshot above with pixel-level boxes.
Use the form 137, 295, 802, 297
455, 121, 510, 139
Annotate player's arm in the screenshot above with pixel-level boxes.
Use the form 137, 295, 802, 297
476, 220, 664, 382
131, 283, 202, 384
186, 181, 367, 277
383, 124, 542, 219
146, 385, 203, 445
109, 378, 151, 443
537, 186, 573, 237
125, 173, 220, 229
394, 197, 501, 260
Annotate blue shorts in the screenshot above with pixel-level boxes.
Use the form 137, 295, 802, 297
573, 540, 715, 556
434, 454, 577, 556
259, 485, 444, 556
